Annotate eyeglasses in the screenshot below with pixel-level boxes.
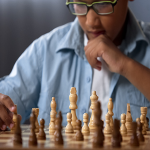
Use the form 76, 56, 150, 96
66, 0, 118, 16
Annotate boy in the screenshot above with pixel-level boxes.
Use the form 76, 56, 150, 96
0, 0, 150, 130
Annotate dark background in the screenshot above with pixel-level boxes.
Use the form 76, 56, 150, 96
0, 0, 150, 78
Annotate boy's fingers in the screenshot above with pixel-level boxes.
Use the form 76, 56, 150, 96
0, 93, 15, 112
0, 103, 13, 126
0, 119, 6, 130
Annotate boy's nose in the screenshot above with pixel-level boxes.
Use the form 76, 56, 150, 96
86, 9, 102, 29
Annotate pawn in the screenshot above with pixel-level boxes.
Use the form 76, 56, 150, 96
82, 113, 90, 136
136, 118, 140, 123
54, 114, 63, 145
104, 113, 112, 134
49, 111, 55, 135
65, 113, 74, 133
120, 114, 127, 135
112, 119, 122, 147
75, 120, 84, 141
140, 114, 147, 135
93, 101, 104, 147
28, 111, 37, 146
146, 117, 149, 131
13, 115, 22, 145
38, 119, 46, 140
130, 122, 139, 147
137, 121, 145, 142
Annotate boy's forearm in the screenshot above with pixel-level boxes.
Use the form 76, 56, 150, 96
122, 57, 150, 101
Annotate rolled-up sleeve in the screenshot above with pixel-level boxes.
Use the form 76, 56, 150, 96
0, 40, 43, 123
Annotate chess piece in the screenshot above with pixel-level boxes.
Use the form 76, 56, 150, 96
49, 97, 57, 134
58, 111, 62, 124
112, 119, 122, 147
144, 107, 149, 131
126, 103, 133, 133
120, 114, 127, 135
75, 120, 84, 141
146, 117, 149, 131
130, 122, 139, 147
92, 101, 104, 148
140, 107, 147, 135
28, 111, 37, 146
136, 118, 140, 123
89, 91, 99, 132
11, 104, 17, 133
38, 119, 46, 140
65, 113, 74, 133
13, 115, 22, 145
54, 113, 63, 145
51, 97, 57, 115
104, 113, 112, 134
82, 113, 90, 136
69, 87, 78, 131
107, 98, 114, 132
137, 121, 145, 142
49, 111, 56, 135
32, 108, 39, 133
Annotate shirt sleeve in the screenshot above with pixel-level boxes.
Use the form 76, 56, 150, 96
0, 40, 43, 123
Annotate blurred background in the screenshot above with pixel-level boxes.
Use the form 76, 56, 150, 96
0, 0, 150, 78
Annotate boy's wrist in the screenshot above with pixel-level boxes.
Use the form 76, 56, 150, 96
119, 56, 134, 78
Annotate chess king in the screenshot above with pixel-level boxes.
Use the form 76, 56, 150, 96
0, 0, 150, 129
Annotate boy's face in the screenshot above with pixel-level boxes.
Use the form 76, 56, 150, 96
77, 0, 131, 44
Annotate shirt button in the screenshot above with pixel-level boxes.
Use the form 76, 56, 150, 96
87, 77, 91, 83
81, 108, 86, 114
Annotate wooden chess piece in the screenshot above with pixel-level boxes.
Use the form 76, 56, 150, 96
54, 116, 63, 145
136, 118, 140, 123
75, 120, 84, 141
13, 115, 22, 145
28, 111, 37, 146
146, 117, 149, 131
120, 114, 127, 135
130, 122, 139, 147
112, 119, 122, 147
89, 91, 98, 132
65, 113, 74, 133
11, 104, 17, 133
49, 97, 57, 134
126, 103, 133, 133
32, 108, 39, 133
144, 107, 149, 131
92, 101, 104, 148
49, 111, 56, 135
137, 121, 145, 142
82, 113, 90, 136
104, 113, 112, 134
107, 98, 114, 132
51, 97, 57, 115
140, 107, 147, 135
69, 87, 78, 131
38, 119, 46, 140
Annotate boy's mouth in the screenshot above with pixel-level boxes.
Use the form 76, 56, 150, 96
88, 30, 106, 38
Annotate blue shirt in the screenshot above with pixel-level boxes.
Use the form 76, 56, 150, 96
0, 10, 150, 126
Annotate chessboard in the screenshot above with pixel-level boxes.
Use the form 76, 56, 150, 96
0, 125, 150, 150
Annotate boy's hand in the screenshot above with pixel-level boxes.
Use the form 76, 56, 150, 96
0, 93, 22, 130
84, 34, 129, 74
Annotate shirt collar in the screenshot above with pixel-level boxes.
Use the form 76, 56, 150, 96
56, 17, 86, 60
120, 9, 149, 55
56, 9, 149, 58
